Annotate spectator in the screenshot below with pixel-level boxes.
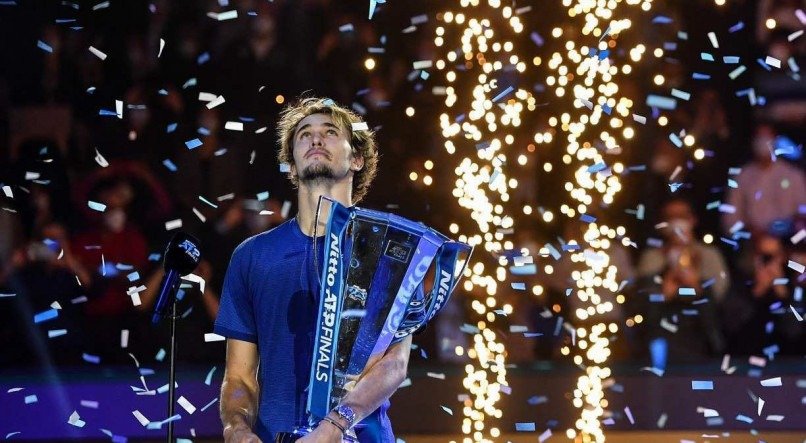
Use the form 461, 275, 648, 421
723, 233, 804, 356
637, 198, 728, 368
722, 123, 806, 239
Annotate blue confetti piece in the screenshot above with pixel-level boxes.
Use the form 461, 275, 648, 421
516, 423, 536, 432
37, 40, 53, 53
158, 89, 168, 95
88, 201, 106, 212
204, 366, 217, 386
598, 50, 610, 60
735, 414, 753, 424
670, 89, 691, 101
197, 52, 210, 65
527, 396, 548, 405
756, 58, 772, 71
701, 52, 715, 62
510, 264, 537, 275
511, 282, 526, 291
148, 253, 162, 261
723, 56, 740, 64
649, 294, 665, 302
702, 278, 715, 288
692, 72, 711, 80
34, 308, 58, 323
491, 85, 514, 103
580, 214, 597, 223
691, 380, 713, 390
166, 122, 177, 133
98, 109, 118, 116
602, 104, 612, 115
24, 394, 38, 404
678, 287, 696, 296
587, 162, 607, 173
728, 21, 744, 33
669, 183, 683, 193
197, 126, 210, 136
646, 94, 677, 110
652, 15, 673, 24
82, 353, 101, 364
561, 243, 581, 251
185, 138, 202, 150
669, 133, 683, 147
530, 31, 544, 46
162, 159, 177, 172
256, 191, 269, 201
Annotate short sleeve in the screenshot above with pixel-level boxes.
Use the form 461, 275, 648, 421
214, 239, 258, 343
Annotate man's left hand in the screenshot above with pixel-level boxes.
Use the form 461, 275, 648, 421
295, 422, 343, 443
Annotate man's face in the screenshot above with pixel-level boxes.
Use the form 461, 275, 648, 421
291, 113, 363, 184
662, 201, 696, 244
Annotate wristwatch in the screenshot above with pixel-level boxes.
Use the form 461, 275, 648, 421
333, 404, 356, 428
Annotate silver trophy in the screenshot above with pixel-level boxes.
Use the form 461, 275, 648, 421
275, 197, 472, 442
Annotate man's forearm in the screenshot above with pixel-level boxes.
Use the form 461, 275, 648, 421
220, 377, 259, 432
333, 338, 410, 425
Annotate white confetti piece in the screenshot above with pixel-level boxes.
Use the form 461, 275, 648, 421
68, 410, 85, 428
757, 397, 765, 416
204, 333, 225, 342
165, 219, 183, 231
538, 428, 552, 443
766, 415, 784, 422
791, 229, 806, 245
3, 185, 13, 198
177, 396, 196, 414
132, 410, 150, 426
791, 305, 803, 322
440, 405, 453, 415
89, 46, 107, 60
216, 10, 238, 20
192, 207, 206, 223
94, 148, 109, 167
48, 329, 67, 338
204, 366, 217, 386
509, 325, 528, 333
427, 372, 446, 380
206, 95, 226, 109
787, 260, 804, 273
224, 121, 243, 131
632, 114, 646, 124
200, 397, 218, 412
130, 293, 141, 307
121, 329, 129, 348
182, 273, 205, 293
281, 200, 292, 219
788, 29, 803, 42
707, 32, 719, 48
351, 121, 369, 131
412, 60, 433, 70
765, 56, 781, 69
158, 38, 165, 58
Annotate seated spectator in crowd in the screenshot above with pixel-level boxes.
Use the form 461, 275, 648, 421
0, 222, 90, 366
637, 198, 729, 369
722, 233, 804, 356
722, 123, 806, 240
71, 177, 150, 363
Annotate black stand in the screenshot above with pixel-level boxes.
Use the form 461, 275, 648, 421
167, 300, 178, 443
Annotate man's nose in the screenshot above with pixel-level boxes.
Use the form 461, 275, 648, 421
311, 132, 324, 146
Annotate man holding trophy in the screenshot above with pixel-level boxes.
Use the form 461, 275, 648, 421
215, 97, 471, 442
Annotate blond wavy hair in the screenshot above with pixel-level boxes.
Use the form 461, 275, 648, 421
276, 97, 378, 204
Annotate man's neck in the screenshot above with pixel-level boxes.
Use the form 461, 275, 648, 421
295, 181, 353, 237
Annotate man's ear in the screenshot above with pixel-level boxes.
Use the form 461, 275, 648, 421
351, 152, 365, 172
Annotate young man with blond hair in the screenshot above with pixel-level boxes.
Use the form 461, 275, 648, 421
215, 97, 410, 443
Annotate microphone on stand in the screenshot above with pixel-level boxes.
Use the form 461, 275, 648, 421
152, 231, 202, 324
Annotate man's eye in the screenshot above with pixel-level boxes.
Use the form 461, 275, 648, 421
327, 129, 338, 136
299, 132, 310, 139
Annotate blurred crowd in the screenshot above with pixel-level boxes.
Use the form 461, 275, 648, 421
0, 0, 803, 372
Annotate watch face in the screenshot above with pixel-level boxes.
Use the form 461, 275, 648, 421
337, 405, 355, 423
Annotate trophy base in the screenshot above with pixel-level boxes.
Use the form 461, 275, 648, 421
275, 425, 358, 443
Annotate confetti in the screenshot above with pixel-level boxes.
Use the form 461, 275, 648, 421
787, 260, 804, 273
88, 46, 107, 60
224, 121, 243, 131
206, 95, 226, 109
624, 406, 635, 424
37, 40, 53, 53
132, 410, 150, 426
204, 333, 225, 342
691, 380, 713, 390
177, 396, 196, 414
68, 411, 86, 428
426, 372, 446, 380
80, 400, 99, 409
48, 329, 67, 338
185, 138, 202, 150
200, 397, 218, 412
351, 122, 369, 131
440, 405, 453, 415
538, 428, 552, 443
87, 201, 106, 212
24, 395, 37, 404
165, 219, 183, 231
34, 308, 58, 324
760, 377, 782, 387
515, 422, 536, 432
764, 56, 781, 69
707, 32, 719, 48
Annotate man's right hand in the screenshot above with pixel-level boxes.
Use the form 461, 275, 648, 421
224, 423, 262, 443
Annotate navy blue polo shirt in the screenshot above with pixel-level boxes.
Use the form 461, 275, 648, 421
214, 218, 396, 442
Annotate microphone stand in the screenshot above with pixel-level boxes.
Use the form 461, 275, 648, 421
167, 298, 178, 443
